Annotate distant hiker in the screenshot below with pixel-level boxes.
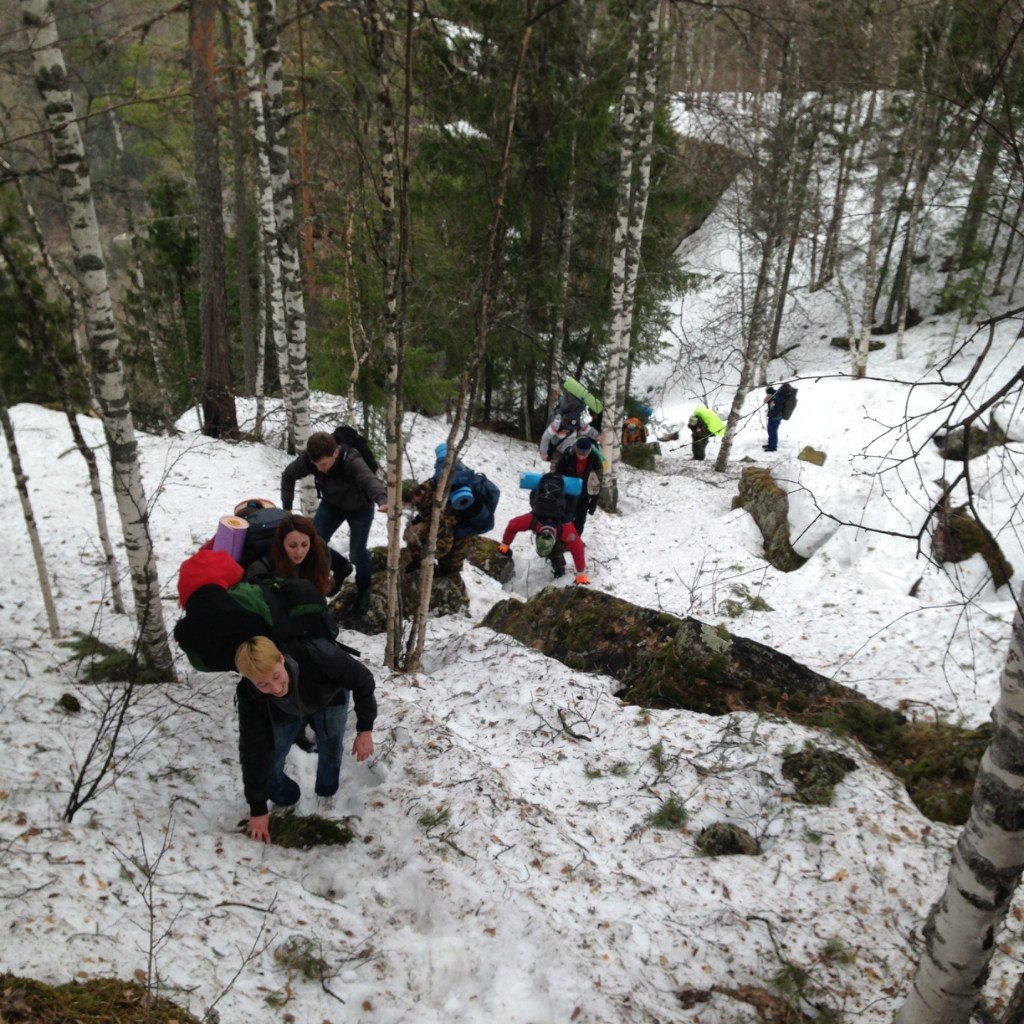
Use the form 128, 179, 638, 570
281, 430, 387, 616
554, 434, 603, 535
687, 407, 725, 462
621, 416, 648, 446
498, 472, 589, 585
539, 378, 603, 463
540, 419, 601, 464
234, 635, 377, 844
764, 387, 783, 452
245, 513, 352, 597
404, 443, 501, 585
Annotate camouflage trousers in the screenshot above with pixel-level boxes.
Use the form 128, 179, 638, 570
404, 515, 468, 576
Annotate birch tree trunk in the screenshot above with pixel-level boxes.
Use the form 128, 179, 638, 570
189, 0, 239, 439
602, 0, 659, 513
897, 582, 1024, 1024
20, 0, 174, 676
255, 0, 311, 455
713, 246, 773, 471
0, 382, 60, 638
358, 0, 406, 668
855, 94, 888, 379
236, 0, 290, 431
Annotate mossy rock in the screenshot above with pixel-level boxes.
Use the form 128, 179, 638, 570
781, 744, 858, 805
830, 336, 885, 351
57, 692, 81, 714
482, 588, 992, 825
620, 442, 660, 470
932, 511, 1013, 589
798, 447, 826, 466
733, 467, 806, 572
465, 535, 515, 582
932, 423, 1006, 462
895, 720, 991, 825
0, 973, 202, 1023
696, 822, 761, 856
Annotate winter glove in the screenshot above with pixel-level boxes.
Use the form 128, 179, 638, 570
574, 573, 590, 586
498, 544, 511, 556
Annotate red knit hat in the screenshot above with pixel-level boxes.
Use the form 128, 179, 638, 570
177, 548, 244, 607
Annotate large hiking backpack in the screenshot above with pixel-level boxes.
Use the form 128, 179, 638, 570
234, 503, 289, 568
553, 392, 587, 432
776, 383, 798, 420
332, 425, 380, 475
174, 573, 337, 673
562, 377, 603, 414
451, 466, 500, 513
693, 406, 726, 437
529, 472, 568, 521
449, 466, 501, 538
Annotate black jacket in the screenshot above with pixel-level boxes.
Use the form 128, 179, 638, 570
554, 449, 603, 512
281, 445, 386, 513
237, 638, 377, 816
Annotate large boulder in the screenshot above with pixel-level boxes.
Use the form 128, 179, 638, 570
732, 466, 806, 572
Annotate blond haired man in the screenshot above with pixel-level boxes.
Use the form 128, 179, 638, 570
235, 635, 376, 844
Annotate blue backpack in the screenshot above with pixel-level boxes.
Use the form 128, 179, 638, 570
450, 466, 500, 538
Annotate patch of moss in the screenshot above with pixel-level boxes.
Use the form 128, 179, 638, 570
0, 973, 203, 1023
274, 936, 327, 981
268, 810, 355, 850
781, 743, 858, 805
417, 806, 451, 829
893, 720, 991, 826
696, 822, 760, 856
647, 793, 688, 830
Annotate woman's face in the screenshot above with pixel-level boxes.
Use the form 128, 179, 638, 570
283, 530, 311, 566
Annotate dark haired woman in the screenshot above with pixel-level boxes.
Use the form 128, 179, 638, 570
246, 514, 350, 596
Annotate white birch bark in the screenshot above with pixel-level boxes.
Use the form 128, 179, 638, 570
855, 106, 888, 378
357, 0, 403, 666
235, 0, 291, 432
0, 385, 60, 638
255, 0, 311, 454
897, 583, 1024, 1024
602, 0, 659, 512
20, 0, 173, 675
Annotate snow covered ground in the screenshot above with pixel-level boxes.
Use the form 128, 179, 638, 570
2, 199, 1023, 1022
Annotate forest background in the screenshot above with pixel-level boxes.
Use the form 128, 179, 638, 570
2, 1, 1024, 1020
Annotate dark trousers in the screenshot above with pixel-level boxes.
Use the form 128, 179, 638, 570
314, 500, 375, 590
269, 696, 349, 806
766, 416, 781, 451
